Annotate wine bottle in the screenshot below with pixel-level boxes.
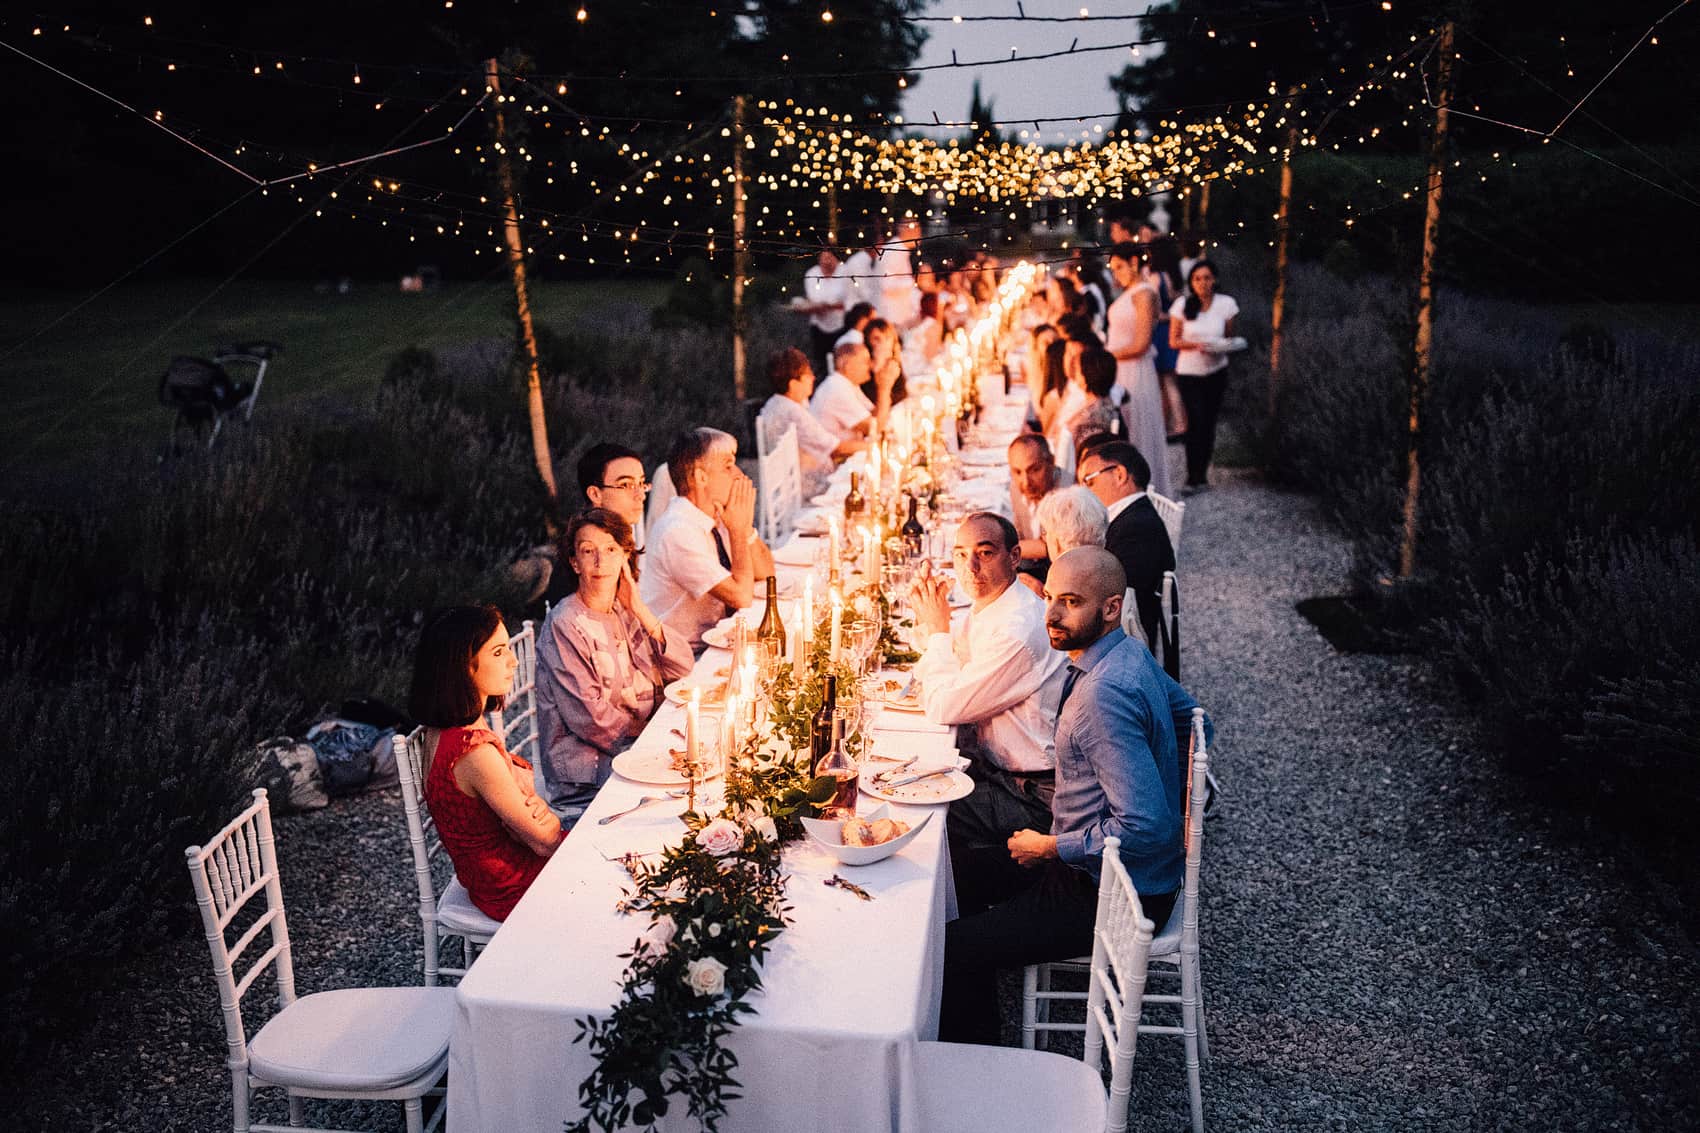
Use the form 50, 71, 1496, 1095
843, 471, 866, 522
810, 674, 838, 773
817, 715, 859, 814
755, 575, 786, 661
901, 493, 925, 559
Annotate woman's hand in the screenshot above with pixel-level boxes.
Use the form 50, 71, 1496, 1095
617, 560, 665, 639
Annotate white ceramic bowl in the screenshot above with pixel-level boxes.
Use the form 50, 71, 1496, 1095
799, 804, 931, 867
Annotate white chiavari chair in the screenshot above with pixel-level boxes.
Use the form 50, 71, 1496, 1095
911, 836, 1157, 1133
1022, 707, 1212, 1133
646, 462, 676, 529
393, 729, 501, 985
490, 619, 538, 765
185, 789, 452, 1133
756, 423, 803, 545
1148, 491, 1186, 555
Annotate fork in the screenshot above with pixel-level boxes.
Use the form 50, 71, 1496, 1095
597, 790, 688, 825
871, 754, 920, 783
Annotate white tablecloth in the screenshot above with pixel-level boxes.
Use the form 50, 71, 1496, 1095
451, 667, 959, 1133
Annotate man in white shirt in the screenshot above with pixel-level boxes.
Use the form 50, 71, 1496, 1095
910, 511, 1069, 885
839, 244, 876, 311
811, 341, 891, 443
758, 348, 863, 497
801, 250, 848, 370
639, 427, 775, 652
876, 218, 922, 329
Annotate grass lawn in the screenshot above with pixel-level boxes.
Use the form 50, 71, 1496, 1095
0, 275, 669, 470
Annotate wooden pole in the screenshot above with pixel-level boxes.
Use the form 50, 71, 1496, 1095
827, 182, 839, 245
731, 93, 749, 402
1398, 20, 1456, 579
1267, 110, 1298, 416
485, 57, 559, 513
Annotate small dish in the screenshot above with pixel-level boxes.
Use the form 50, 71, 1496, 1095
800, 805, 932, 867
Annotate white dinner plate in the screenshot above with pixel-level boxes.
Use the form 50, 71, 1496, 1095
701, 625, 733, 650
861, 767, 973, 805
664, 672, 730, 707
959, 450, 1006, 467
611, 747, 720, 787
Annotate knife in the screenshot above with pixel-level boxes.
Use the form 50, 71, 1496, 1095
883, 766, 956, 789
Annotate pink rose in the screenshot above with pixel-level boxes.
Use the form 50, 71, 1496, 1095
684, 955, 728, 997
695, 818, 745, 857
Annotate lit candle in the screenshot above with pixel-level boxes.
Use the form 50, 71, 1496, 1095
686, 688, 701, 763
803, 576, 815, 641
829, 589, 843, 667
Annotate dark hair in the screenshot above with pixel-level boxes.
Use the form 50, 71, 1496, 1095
1079, 348, 1117, 397
1183, 259, 1219, 320
1076, 430, 1120, 463
1148, 237, 1182, 292
844, 301, 876, 330
1049, 276, 1084, 315
863, 317, 895, 349
963, 510, 1021, 553
1085, 440, 1151, 491
666, 427, 735, 493
767, 347, 812, 396
576, 442, 642, 503
558, 507, 639, 593
409, 605, 506, 729
1008, 432, 1052, 462
1056, 313, 1094, 342
919, 291, 940, 320
1041, 339, 1070, 398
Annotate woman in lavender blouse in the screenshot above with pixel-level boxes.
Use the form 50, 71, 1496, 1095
535, 508, 694, 825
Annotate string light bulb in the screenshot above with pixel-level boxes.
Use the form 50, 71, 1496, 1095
821, 9, 834, 23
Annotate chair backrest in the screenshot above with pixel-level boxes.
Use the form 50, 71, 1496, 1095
1178, 707, 1210, 953
1120, 587, 1146, 647
757, 423, 803, 544
647, 462, 676, 530
394, 728, 450, 984
1080, 836, 1157, 1133
494, 619, 539, 765
184, 789, 296, 1070
1154, 570, 1180, 679
1147, 491, 1185, 554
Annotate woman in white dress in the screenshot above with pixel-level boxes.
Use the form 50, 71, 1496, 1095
1104, 243, 1172, 498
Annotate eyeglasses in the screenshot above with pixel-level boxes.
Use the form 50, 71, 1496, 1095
1080, 465, 1120, 486
600, 478, 651, 494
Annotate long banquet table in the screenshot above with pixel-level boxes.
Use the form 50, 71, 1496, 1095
448, 377, 1031, 1133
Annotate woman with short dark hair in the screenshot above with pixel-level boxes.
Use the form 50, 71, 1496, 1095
412, 605, 563, 921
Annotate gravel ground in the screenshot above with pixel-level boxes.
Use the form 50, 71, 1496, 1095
14, 466, 1699, 1131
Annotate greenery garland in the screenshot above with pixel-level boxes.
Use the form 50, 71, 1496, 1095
569, 591, 891, 1132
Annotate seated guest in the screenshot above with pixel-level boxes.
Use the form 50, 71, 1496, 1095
412, 605, 563, 921
1036, 486, 1109, 562
536, 509, 694, 825
911, 512, 1068, 893
862, 317, 908, 408
813, 341, 892, 442
758, 348, 863, 496
941, 547, 1208, 1044
1065, 347, 1124, 443
1035, 338, 1071, 438
834, 301, 877, 349
1077, 441, 1175, 650
913, 291, 946, 363
576, 442, 650, 536
1007, 434, 1072, 565
639, 427, 774, 651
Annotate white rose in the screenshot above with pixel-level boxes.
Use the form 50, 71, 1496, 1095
696, 818, 745, 857
684, 955, 728, 998
637, 914, 677, 958
752, 815, 778, 843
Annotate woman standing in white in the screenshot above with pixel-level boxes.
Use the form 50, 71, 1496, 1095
1168, 259, 1239, 491
1104, 243, 1172, 497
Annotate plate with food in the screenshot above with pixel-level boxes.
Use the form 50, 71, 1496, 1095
800, 805, 931, 866
611, 745, 720, 787
663, 667, 730, 706
860, 765, 973, 806
880, 674, 925, 712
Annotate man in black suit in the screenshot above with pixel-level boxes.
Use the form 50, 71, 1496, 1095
1077, 441, 1174, 651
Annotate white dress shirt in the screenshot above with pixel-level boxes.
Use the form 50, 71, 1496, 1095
810, 372, 874, 443
803, 265, 848, 333
759, 394, 838, 497
1105, 490, 1147, 526
915, 581, 1069, 772
638, 496, 736, 650
840, 250, 875, 305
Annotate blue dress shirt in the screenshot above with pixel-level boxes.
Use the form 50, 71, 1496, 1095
1051, 628, 1210, 894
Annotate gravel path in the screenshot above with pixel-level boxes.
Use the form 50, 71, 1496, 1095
15, 469, 1699, 1131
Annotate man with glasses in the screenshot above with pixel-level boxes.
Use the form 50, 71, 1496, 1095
576, 443, 651, 534
910, 512, 1068, 895
639, 428, 775, 652
1077, 441, 1174, 650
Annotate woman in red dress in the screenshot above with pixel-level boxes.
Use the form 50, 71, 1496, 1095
410, 605, 564, 921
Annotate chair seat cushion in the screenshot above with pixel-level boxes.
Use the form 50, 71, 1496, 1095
913, 1041, 1107, 1132
438, 876, 502, 940
1149, 891, 1185, 960
249, 987, 454, 1091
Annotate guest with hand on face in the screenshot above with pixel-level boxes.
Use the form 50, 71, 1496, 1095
639, 428, 774, 652
535, 509, 695, 826
758, 348, 864, 496
862, 317, 908, 409
413, 605, 564, 922
910, 512, 1069, 898
940, 547, 1209, 1046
